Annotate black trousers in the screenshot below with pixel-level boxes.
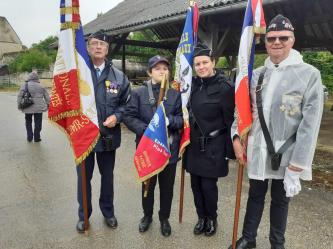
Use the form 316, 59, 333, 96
142, 163, 177, 221
242, 179, 290, 247
190, 174, 218, 219
76, 150, 116, 221
25, 113, 43, 141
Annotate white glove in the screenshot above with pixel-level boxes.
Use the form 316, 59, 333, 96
283, 167, 302, 197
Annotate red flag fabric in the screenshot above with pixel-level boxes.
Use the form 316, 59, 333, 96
134, 103, 171, 182
235, 0, 266, 141
48, 0, 100, 164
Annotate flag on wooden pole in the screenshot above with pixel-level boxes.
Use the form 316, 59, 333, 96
48, 0, 100, 164
235, 0, 266, 141
173, 1, 199, 155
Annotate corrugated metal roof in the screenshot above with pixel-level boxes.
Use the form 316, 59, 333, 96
83, 0, 246, 35
83, 0, 333, 53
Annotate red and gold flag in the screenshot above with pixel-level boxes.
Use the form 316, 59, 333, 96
48, 0, 99, 164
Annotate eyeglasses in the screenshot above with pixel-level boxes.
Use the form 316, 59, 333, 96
89, 41, 108, 47
265, 36, 293, 43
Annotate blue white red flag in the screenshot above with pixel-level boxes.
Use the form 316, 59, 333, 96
235, 0, 266, 141
134, 103, 171, 182
48, 0, 100, 164
173, 1, 199, 155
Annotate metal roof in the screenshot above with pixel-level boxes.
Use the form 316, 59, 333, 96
83, 0, 333, 54
83, 0, 247, 36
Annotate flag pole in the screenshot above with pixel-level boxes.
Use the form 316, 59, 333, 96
81, 160, 89, 234
143, 74, 168, 197
231, 162, 244, 249
178, 159, 185, 223
178, 0, 197, 224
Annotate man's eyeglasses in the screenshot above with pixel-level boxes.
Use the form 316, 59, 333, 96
265, 36, 293, 43
89, 41, 108, 47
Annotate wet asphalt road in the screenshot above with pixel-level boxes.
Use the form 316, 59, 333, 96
0, 92, 332, 249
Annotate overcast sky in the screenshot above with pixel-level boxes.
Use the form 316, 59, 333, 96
0, 0, 124, 47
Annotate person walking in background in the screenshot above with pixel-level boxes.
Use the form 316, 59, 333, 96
17, 71, 50, 142
184, 43, 235, 237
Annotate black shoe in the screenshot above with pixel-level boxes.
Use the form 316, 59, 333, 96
228, 237, 256, 249
76, 220, 86, 233
27, 138, 32, 142
139, 216, 152, 233
204, 218, 217, 236
105, 216, 118, 229
160, 219, 171, 237
193, 217, 206, 235
271, 245, 285, 249
34, 138, 41, 142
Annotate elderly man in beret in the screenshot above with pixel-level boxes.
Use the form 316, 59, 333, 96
230, 15, 323, 249
76, 30, 131, 233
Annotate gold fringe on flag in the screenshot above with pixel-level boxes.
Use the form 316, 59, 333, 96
60, 7, 80, 15
61, 22, 80, 30
49, 110, 81, 122
48, 119, 100, 165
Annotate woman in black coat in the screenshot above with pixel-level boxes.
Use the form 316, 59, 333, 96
124, 55, 183, 237
184, 43, 235, 236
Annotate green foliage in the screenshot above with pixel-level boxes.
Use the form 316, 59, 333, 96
254, 54, 267, 68
112, 31, 172, 63
9, 49, 51, 73
302, 51, 333, 91
215, 57, 228, 68
8, 36, 57, 73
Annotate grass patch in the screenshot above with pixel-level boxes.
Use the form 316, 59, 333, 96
0, 84, 20, 92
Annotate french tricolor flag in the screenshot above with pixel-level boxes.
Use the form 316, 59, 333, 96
235, 0, 266, 140
49, 0, 100, 164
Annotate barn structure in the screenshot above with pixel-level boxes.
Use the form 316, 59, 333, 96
83, 0, 333, 71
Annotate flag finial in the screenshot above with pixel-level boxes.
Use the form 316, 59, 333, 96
189, 0, 196, 7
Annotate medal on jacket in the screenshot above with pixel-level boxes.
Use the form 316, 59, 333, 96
105, 80, 111, 92
110, 81, 120, 94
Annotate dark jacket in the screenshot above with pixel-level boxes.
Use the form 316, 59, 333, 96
92, 60, 131, 152
124, 81, 183, 164
184, 70, 235, 178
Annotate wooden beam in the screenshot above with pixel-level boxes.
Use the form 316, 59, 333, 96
112, 39, 178, 50
214, 27, 232, 58
122, 44, 126, 74
109, 33, 129, 58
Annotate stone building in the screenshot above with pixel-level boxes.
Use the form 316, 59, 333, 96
0, 16, 23, 62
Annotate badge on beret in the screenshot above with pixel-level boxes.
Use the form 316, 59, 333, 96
267, 14, 295, 33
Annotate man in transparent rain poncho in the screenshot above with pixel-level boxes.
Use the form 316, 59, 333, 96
230, 15, 324, 249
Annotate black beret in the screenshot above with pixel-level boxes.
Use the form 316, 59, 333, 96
88, 30, 109, 43
193, 43, 212, 58
267, 14, 295, 33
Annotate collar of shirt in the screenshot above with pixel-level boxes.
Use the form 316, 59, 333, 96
94, 62, 106, 73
